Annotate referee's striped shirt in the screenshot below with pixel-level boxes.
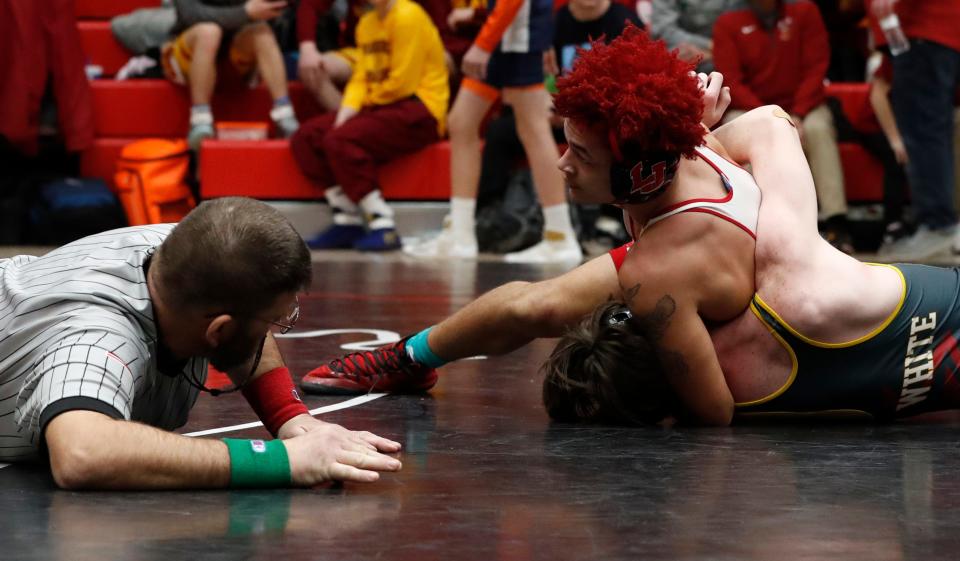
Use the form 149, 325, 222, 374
0, 225, 206, 462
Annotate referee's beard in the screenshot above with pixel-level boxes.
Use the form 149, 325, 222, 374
207, 321, 264, 373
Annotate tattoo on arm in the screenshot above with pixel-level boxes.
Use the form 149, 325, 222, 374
623, 282, 643, 304
629, 293, 691, 380
628, 291, 677, 342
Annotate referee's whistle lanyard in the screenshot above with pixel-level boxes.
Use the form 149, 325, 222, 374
185, 334, 267, 397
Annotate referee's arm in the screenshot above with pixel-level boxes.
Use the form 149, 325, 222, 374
35, 335, 401, 489
45, 408, 401, 489
45, 411, 231, 489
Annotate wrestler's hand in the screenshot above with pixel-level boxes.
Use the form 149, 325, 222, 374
283, 420, 402, 486
697, 71, 731, 128
462, 44, 492, 81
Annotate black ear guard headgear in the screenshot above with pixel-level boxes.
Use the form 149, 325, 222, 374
605, 305, 634, 326
608, 130, 680, 204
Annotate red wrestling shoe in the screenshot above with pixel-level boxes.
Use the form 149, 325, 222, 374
301, 338, 439, 395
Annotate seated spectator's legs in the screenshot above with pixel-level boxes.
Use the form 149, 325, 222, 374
801, 103, 851, 252
891, 41, 960, 234
320, 99, 441, 251
291, 112, 367, 249
290, 112, 339, 187
302, 50, 354, 111
232, 23, 299, 137
174, 23, 223, 149
500, 85, 580, 262
322, 50, 355, 85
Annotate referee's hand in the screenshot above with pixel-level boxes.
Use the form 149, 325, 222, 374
283, 421, 402, 486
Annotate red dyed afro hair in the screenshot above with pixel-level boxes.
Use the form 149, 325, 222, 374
554, 25, 705, 160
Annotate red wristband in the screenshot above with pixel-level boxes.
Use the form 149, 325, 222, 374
241, 366, 309, 436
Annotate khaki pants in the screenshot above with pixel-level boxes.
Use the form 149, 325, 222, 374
724, 104, 848, 219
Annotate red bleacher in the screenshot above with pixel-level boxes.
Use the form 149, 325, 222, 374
76, 0, 453, 201
78, 22, 130, 77
76, 0, 162, 20
76, 2, 888, 204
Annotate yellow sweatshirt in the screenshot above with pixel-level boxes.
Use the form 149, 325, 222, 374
342, 0, 450, 135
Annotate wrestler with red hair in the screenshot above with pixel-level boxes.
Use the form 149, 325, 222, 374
302, 27, 761, 426
554, 25, 706, 170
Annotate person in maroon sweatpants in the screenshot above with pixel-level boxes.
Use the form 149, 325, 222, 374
289, 0, 449, 251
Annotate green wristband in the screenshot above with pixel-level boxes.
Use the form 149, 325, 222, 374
223, 438, 292, 488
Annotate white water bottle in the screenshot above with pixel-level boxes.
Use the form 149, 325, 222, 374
879, 13, 910, 56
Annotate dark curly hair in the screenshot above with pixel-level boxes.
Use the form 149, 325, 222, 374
541, 301, 681, 425
553, 24, 705, 159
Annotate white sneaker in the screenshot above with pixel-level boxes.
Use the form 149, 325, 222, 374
403, 221, 478, 259
503, 231, 583, 265
878, 224, 957, 261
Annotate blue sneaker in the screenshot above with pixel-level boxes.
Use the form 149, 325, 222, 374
306, 224, 365, 249
354, 228, 402, 251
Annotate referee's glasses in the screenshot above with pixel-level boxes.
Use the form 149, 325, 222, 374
265, 296, 300, 334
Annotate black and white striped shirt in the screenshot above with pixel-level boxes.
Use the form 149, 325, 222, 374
0, 225, 206, 462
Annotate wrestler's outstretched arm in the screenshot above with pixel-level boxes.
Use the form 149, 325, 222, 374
427, 252, 622, 361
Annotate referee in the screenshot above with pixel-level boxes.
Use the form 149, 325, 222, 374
0, 197, 401, 489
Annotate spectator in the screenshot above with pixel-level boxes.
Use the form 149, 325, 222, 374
163, 0, 300, 150
714, 0, 853, 253
650, 0, 746, 74
297, 0, 463, 109
0, 0, 94, 157
475, 0, 642, 231
552, 0, 642, 74
812, 0, 869, 82
296, 0, 357, 110
445, 0, 488, 58
867, 0, 960, 260
866, 53, 911, 244
290, 0, 449, 251
407, 0, 583, 264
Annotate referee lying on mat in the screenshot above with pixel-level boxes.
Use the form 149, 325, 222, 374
0, 197, 400, 489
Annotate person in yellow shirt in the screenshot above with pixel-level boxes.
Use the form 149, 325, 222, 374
290, 0, 449, 251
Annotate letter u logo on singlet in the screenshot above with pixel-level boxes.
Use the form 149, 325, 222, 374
629, 160, 668, 195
